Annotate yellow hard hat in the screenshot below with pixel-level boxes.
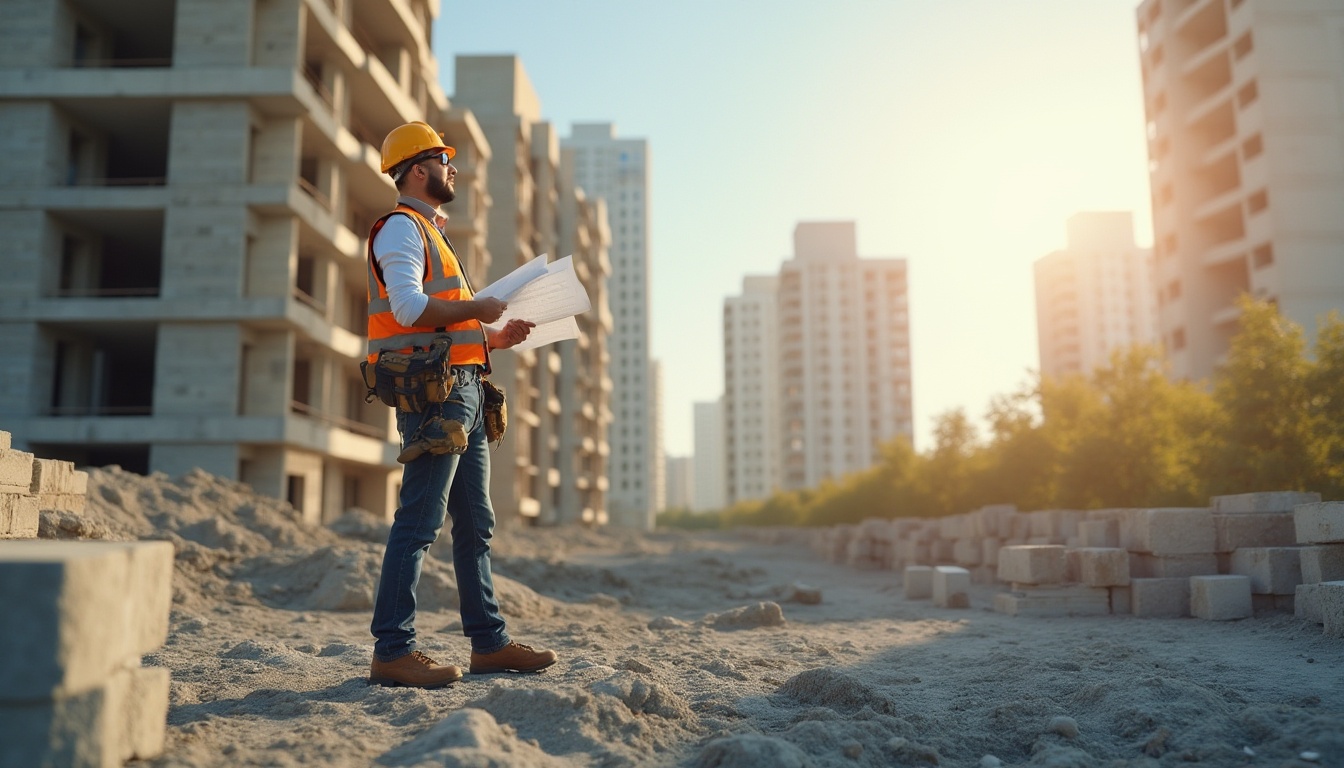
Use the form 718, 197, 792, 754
380, 121, 456, 175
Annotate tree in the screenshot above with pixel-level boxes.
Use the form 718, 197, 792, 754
1210, 297, 1322, 493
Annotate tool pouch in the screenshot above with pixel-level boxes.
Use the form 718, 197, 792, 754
482, 379, 508, 443
362, 337, 453, 413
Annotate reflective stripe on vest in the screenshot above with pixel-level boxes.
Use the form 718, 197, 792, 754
366, 206, 489, 367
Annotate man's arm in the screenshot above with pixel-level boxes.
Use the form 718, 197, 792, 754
373, 216, 507, 327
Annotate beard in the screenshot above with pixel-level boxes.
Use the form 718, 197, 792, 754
425, 171, 456, 205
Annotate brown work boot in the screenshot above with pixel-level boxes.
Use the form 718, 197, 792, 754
369, 650, 463, 688
469, 641, 558, 674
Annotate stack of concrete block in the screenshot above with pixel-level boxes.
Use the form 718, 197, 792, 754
0, 431, 90, 540
1121, 507, 1219, 618
1215, 492, 1316, 615
993, 544, 1111, 617
0, 540, 174, 767
1293, 501, 1344, 637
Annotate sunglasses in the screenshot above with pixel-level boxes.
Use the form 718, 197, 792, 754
416, 152, 453, 168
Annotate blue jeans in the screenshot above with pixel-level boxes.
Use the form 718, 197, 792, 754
371, 365, 510, 661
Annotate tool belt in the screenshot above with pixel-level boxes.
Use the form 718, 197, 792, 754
361, 337, 453, 413
482, 379, 507, 443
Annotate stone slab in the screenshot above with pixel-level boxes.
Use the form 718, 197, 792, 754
1126, 508, 1215, 555
1294, 502, 1344, 544
29, 458, 85, 495
981, 538, 1002, 567
1296, 583, 1324, 623
1131, 578, 1190, 618
0, 495, 39, 539
903, 565, 933, 600
0, 662, 169, 768
992, 585, 1109, 617
1229, 547, 1302, 595
997, 545, 1068, 585
932, 565, 971, 608
1076, 548, 1130, 587
1190, 575, 1252, 621
1130, 553, 1219, 579
1213, 491, 1321, 514
0, 450, 35, 494
1300, 545, 1344, 585
1316, 581, 1344, 638
0, 541, 175, 700
1079, 520, 1119, 548
952, 539, 982, 567
1110, 586, 1132, 615
1213, 512, 1297, 552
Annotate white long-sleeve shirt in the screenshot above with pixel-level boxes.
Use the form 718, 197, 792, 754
370, 196, 451, 327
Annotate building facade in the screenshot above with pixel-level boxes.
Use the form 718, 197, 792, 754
563, 123, 658, 528
0, 0, 490, 522
777, 222, 912, 491
663, 454, 693, 512
722, 275, 780, 506
1137, 0, 1344, 380
1035, 212, 1158, 378
691, 399, 726, 512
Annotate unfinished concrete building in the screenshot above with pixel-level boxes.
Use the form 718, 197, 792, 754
1137, 0, 1344, 380
0, 0, 491, 521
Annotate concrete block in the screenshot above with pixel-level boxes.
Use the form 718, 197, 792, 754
1294, 502, 1344, 544
952, 539, 982, 567
1251, 593, 1295, 615
36, 493, 87, 515
1190, 575, 1252, 620
970, 565, 995, 585
903, 565, 932, 600
1058, 510, 1083, 539
0, 541, 175, 700
1131, 578, 1190, 618
1213, 512, 1296, 552
0, 431, 9, 450
0, 449, 35, 494
0, 662, 169, 768
993, 585, 1109, 617
997, 545, 1068, 585
1110, 586, 1132, 615
939, 515, 968, 540
1130, 553, 1219, 579
1213, 491, 1320, 514
981, 538, 1002, 567
932, 565, 971, 608
894, 539, 929, 565
0, 495, 39, 539
1318, 581, 1344, 638
1296, 583, 1325, 623
1077, 548, 1131, 587
1079, 520, 1119, 548
1028, 510, 1058, 538
29, 458, 81, 495
1300, 545, 1344, 584
1229, 547, 1302, 595
930, 539, 954, 564
1127, 508, 1214, 555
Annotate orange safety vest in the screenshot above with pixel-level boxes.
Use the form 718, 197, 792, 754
366, 204, 489, 369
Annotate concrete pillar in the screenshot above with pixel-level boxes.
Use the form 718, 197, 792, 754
160, 203, 249, 298
245, 213, 298, 299
0, 0, 66, 68
173, 0, 255, 67
168, 101, 250, 186
240, 329, 294, 417
153, 324, 242, 415
252, 0, 302, 68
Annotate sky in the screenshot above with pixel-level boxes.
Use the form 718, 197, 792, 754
433, 1, 1155, 457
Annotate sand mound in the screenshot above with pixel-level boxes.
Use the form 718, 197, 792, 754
694, 733, 814, 768
704, 601, 786, 630
377, 708, 566, 768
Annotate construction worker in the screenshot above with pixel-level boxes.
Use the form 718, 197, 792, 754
366, 121, 556, 688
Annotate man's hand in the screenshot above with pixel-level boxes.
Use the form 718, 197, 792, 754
473, 297, 508, 324
487, 319, 535, 350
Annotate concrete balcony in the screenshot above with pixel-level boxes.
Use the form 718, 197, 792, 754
1193, 186, 1241, 223
1201, 240, 1247, 268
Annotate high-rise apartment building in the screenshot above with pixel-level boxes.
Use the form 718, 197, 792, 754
0, 0, 489, 522
452, 56, 614, 525
778, 222, 912, 491
1137, 0, 1344, 380
663, 455, 693, 512
1035, 212, 1158, 378
563, 123, 657, 528
692, 399, 726, 512
554, 160, 613, 526
723, 275, 780, 506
